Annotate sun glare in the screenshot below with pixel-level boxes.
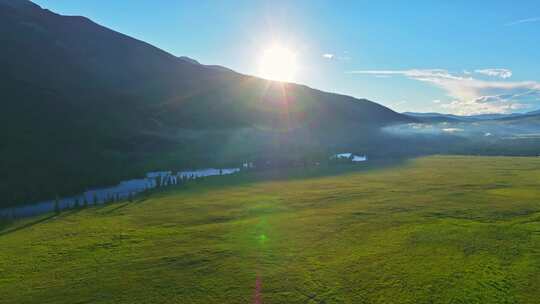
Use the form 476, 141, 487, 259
259, 46, 298, 82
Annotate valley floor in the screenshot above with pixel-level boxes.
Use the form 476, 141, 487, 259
2, 156, 540, 303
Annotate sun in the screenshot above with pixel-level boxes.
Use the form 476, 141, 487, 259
259, 46, 298, 82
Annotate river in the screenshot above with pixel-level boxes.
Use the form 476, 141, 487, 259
0, 168, 240, 219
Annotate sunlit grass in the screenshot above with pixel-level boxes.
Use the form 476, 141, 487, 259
2, 156, 540, 303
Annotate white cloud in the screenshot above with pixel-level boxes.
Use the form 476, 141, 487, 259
442, 128, 464, 133
506, 17, 540, 26
348, 69, 540, 115
440, 98, 531, 115
432, 99, 441, 104
323, 52, 351, 61
474, 68, 512, 79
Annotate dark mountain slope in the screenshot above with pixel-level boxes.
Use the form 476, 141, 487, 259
0, 0, 412, 206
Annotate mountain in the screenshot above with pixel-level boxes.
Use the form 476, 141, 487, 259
0, 0, 412, 206
490, 112, 540, 123
524, 109, 540, 116
403, 111, 528, 123
403, 112, 470, 122
178, 56, 201, 65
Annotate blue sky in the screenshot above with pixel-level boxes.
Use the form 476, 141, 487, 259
33, 0, 540, 115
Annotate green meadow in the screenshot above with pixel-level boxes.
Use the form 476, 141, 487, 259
2, 156, 540, 303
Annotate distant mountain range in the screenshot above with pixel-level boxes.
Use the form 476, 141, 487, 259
403, 110, 540, 123
0, 0, 412, 206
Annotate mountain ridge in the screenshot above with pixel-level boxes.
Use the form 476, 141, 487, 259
403, 111, 540, 123
0, 0, 412, 206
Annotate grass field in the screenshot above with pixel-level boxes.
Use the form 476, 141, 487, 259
2, 156, 540, 303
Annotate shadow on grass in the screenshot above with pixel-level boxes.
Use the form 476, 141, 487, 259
295, 287, 328, 304
0, 219, 13, 232
0, 208, 89, 237
0, 157, 412, 226
99, 202, 131, 215
151, 157, 412, 197
0, 213, 57, 237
